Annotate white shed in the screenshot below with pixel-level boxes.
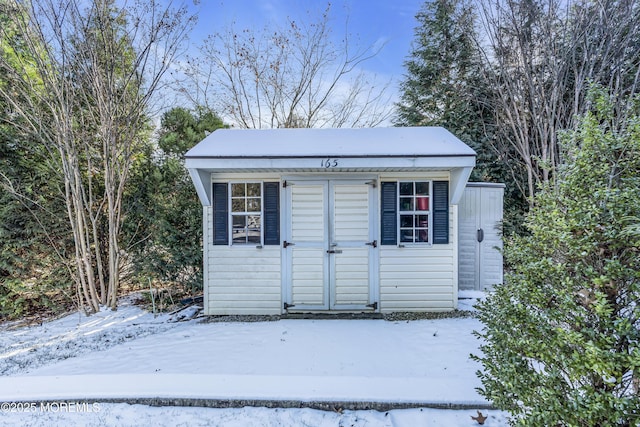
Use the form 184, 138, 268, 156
458, 183, 504, 291
185, 127, 476, 315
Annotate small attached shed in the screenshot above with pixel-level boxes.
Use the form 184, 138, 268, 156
185, 127, 476, 315
458, 183, 505, 291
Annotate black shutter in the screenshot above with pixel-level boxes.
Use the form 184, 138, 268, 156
433, 180, 449, 244
380, 181, 397, 245
263, 182, 280, 245
212, 183, 228, 245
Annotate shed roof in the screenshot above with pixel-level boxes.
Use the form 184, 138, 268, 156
185, 127, 476, 206
185, 126, 476, 159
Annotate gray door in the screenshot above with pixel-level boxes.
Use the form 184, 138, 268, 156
458, 184, 504, 291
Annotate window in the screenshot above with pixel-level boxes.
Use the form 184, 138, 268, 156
231, 183, 261, 244
212, 181, 280, 246
381, 180, 449, 246
399, 181, 430, 243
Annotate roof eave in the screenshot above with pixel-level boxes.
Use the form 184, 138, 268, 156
186, 155, 476, 206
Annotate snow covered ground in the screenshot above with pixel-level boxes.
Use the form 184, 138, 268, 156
0, 292, 509, 426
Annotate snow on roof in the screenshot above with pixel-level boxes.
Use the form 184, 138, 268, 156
185, 126, 476, 159
184, 127, 476, 206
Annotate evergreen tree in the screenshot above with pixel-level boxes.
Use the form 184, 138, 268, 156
474, 87, 640, 425
125, 107, 226, 293
396, 0, 524, 231
396, 0, 479, 131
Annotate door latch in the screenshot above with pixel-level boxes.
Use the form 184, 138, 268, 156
477, 229, 484, 243
327, 249, 343, 254
366, 240, 378, 248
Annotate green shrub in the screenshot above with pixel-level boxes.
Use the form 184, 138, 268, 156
473, 88, 640, 426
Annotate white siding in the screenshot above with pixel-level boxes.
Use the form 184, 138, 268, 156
334, 247, 369, 305
291, 185, 325, 242
289, 183, 327, 308
379, 206, 457, 312
333, 185, 369, 241
291, 248, 325, 305
200, 172, 465, 315
204, 206, 281, 315
332, 183, 372, 308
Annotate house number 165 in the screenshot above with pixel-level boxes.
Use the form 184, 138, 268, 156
321, 158, 339, 168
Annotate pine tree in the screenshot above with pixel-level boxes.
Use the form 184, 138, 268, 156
396, 0, 524, 230
396, 0, 480, 131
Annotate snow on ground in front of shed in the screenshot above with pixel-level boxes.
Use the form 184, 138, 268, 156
0, 295, 509, 426
458, 290, 487, 311
0, 404, 507, 426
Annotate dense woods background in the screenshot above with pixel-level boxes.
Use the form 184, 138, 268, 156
1, 0, 639, 316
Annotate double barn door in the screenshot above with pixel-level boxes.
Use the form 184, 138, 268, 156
283, 179, 377, 311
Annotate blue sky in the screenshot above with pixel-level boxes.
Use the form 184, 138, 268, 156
188, 0, 426, 80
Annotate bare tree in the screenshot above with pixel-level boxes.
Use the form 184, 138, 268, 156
185, 4, 393, 129
0, 0, 195, 311
475, 0, 640, 204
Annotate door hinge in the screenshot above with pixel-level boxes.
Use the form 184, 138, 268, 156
366, 301, 378, 310
366, 180, 377, 188
283, 240, 295, 248
282, 180, 287, 188
327, 249, 343, 254
477, 228, 484, 243
366, 240, 377, 248
284, 302, 295, 309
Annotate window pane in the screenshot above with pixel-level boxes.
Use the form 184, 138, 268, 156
232, 215, 246, 228
400, 229, 414, 242
232, 199, 244, 212
247, 198, 261, 212
247, 183, 261, 197
400, 197, 413, 211
247, 215, 261, 243
416, 215, 428, 227
415, 182, 429, 195
232, 215, 247, 243
229, 182, 264, 245
395, 181, 431, 244
232, 232, 247, 244
399, 182, 413, 196
416, 197, 429, 211
247, 215, 260, 228
231, 183, 245, 197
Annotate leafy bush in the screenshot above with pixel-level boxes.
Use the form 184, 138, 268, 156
474, 88, 640, 426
